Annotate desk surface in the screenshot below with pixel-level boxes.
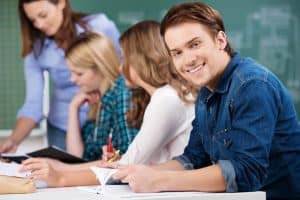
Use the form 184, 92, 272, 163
0, 186, 266, 200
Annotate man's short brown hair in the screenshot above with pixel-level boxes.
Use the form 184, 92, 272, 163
161, 1, 235, 57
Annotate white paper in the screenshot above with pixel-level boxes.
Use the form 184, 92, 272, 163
77, 185, 206, 199
0, 161, 47, 188
90, 166, 119, 192
0, 161, 30, 177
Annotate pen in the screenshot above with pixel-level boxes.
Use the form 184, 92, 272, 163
107, 132, 113, 153
106, 131, 120, 162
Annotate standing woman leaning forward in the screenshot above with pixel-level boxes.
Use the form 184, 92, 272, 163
0, 0, 120, 152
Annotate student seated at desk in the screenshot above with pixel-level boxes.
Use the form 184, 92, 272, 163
20, 21, 196, 187
111, 2, 300, 200
103, 20, 196, 165
65, 32, 139, 161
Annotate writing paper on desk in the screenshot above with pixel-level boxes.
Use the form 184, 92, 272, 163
78, 185, 206, 199
0, 162, 47, 188
78, 185, 266, 200
90, 166, 119, 190
0, 162, 30, 177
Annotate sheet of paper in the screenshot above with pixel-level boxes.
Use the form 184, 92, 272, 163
77, 185, 206, 199
0, 161, 47, 188
90, 166, 119, 191
0, 161, 30, 177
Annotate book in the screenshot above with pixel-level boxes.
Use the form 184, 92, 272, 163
0, 146, 86, 164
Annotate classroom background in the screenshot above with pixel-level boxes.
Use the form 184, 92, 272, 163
0, 0, 299, 152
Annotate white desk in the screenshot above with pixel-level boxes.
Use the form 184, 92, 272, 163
0, 186, 266, 200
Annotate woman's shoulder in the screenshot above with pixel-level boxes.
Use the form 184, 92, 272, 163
103, 76, 129, 98
111, 76, 127, 91
153, 85, 180, 99
83, 13, 116, 30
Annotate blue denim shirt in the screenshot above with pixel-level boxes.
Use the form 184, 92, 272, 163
174, 53, 300, 200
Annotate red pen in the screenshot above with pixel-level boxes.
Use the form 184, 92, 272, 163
107, 132, 113, 153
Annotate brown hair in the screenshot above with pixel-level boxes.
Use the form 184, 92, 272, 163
120, 20, 196, 126
19, 0, 87, 58
161, 1, 235, 57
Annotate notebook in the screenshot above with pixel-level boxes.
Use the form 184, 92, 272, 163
0, 146, 86, 164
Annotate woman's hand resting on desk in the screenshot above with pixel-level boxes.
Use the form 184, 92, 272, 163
19, 158, 66, 187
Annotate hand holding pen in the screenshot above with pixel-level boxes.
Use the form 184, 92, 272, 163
101, 132, 120, 162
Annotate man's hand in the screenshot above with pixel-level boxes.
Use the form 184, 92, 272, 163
113, 165, 162, 193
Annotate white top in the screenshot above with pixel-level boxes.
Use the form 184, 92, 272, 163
119, 85, 195, 165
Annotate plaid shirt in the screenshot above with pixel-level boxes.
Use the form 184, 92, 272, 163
81, 76, 139, 161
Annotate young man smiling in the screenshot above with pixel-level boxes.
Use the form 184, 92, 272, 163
112, 2, 300, 200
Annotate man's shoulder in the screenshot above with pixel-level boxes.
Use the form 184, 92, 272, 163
232, 57, 270, 84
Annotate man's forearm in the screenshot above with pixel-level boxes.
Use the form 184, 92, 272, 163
155, 164, 226, 192
151, 160, 185, 171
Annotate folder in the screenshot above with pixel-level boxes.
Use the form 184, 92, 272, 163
0, 146, 86, 164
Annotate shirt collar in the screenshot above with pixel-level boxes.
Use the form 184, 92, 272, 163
199, 53, 241, 103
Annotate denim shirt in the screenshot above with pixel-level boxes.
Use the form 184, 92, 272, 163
174, 53, 300, 200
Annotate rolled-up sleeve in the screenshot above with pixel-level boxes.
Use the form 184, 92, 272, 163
226, 79, 279, 192
17, 53, 44, 123
173, 154, 194, 170
219, 160, 238, 192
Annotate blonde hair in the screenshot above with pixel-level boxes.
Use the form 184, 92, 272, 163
65, 31, 120, 118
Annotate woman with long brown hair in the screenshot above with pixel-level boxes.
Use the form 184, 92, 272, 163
114, 20, 196, 165
0, 0, 120, 152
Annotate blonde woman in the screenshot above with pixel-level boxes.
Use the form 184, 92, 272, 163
65, 32, 139, 161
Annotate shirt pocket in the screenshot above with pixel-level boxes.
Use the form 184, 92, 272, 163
214, 128, 232, 149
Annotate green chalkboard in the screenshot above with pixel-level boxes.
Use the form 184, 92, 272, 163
0, 0, 24, 130
0, 0, 299, 130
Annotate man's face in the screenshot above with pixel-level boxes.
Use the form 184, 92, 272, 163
164, 22, 228, 90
